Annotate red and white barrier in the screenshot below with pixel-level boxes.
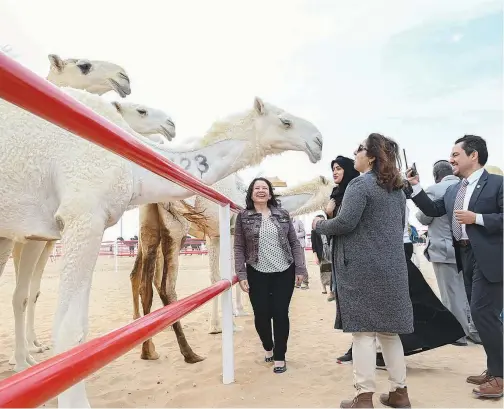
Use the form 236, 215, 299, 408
0, 52, 242, 407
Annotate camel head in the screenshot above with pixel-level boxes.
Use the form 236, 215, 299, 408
277, 175, 334, 216
112, 101, 175, 142
46, 54, 131, 98
200, 97, 323, 166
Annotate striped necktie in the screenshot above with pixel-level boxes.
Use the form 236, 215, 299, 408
452, 179, 469, 241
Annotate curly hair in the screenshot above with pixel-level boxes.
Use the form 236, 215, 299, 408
365, 133, 404, 192
245, 177, 280, 210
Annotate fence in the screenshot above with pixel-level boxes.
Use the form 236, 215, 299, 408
0, 52, 242, 407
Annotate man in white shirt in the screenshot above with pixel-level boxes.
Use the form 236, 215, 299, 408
407, 135, 503, 400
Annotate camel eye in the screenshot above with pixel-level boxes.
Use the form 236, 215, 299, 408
137, 109, 147, 116
280, 117, 292, 128
77, 62, 92, 75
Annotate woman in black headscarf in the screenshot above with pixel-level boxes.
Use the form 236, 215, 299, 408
325, 156, 361, 220
324, 155, 360, 303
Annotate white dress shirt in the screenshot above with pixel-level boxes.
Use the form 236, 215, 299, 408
411, 168, 485, 241
403, 205, 411, 244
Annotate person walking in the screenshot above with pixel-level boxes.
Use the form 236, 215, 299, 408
292, 217, 308, 289
314, 133, 413, 408
415, 159, 480, 345
407, 134, 503, 399
234, 177, 307, 374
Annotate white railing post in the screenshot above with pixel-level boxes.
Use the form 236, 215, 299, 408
219, 203, 235, 384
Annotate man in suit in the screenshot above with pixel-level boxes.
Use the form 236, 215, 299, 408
415, 160, 480, 346
407, 135, 503, 399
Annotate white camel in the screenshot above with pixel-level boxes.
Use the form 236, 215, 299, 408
0, 81, 322, 407
277, 175, 334, 216
7, 101, 177, 368
4, 54, 133, 369
46, 54, 132, 98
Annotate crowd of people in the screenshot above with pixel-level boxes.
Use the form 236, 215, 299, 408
233, 133, 502, 408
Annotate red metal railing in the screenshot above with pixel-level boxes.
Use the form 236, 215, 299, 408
0, 53, 241, 211
0, 277, 238, 408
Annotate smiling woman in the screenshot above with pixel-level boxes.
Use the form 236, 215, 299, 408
234, 177, 308, 374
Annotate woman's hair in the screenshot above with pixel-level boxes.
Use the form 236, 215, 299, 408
329, 155, 360, 206
365, 133, 404, 192
245, 177, 280, 210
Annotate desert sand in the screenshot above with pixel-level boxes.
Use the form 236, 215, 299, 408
0, 247, 500, 408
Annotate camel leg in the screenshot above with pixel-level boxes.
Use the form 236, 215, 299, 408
231, 234, 248, 317
155, 229, 204, 363
0, 237, 14, 279
11, 240, 46, 372
26, 241, 53, 352
130, 244, 143, 320
139, 243, 160, 360
52, 213, 105, 409
208, 236, 222, 334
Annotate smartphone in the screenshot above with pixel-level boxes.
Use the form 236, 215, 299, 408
403, 149, 417, 177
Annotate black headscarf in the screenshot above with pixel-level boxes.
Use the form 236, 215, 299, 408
330, 155, 360, 206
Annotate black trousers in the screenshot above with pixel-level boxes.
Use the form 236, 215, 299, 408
247, 263, 295, 361
459, 244, 503, 377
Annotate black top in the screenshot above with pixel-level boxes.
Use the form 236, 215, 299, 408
311, 229, 324, 261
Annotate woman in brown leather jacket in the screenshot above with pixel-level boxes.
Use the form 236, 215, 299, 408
234, 177, 307, 374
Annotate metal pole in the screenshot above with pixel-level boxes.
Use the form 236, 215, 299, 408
114, 240, 118, 273
219, 204, 234, 384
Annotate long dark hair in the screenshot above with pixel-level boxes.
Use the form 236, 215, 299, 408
366, 133, 404, 192
330, 155, 360, 206
245, 177, 280, 210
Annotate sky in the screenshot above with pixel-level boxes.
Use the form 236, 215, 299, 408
1, 0, 502, 239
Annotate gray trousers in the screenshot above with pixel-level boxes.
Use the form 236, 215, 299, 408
432, 261, 476, 338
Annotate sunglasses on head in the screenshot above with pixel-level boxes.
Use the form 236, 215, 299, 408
356, 144, 367, 153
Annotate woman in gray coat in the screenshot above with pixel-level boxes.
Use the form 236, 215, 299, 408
313, 133, 414, 409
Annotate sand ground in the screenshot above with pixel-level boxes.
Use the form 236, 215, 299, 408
0, 247, 500, 408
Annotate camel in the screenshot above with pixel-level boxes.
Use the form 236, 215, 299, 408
46, 54, 131, 98
0, 77, 323, 407
276, 175, 334, 216
3, 54, 133, 371
127, 131, 329, 357
112, 101, 175, 142
7, 100, 179, 369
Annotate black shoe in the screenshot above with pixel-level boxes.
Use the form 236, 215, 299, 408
337, 349, 353, 364
273, 362, 287, 373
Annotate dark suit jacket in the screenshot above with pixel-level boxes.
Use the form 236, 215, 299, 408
411, 170, 503, 283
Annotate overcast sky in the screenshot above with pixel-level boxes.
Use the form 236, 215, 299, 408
1, 0, 502, 239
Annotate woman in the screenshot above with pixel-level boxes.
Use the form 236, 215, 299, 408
326, 155, 361, 220
310, 214, 334, 300
325, 156, 360, 297
313, 134, 413, 408
234, 177, 307, 374
336, 190, 466, 367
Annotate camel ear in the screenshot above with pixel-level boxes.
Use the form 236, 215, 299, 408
112, 101, 122, 113
254, 97, 265, 115
48, 54, 64, 72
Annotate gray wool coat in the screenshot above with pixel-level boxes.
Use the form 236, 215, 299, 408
315, 172, 414, 334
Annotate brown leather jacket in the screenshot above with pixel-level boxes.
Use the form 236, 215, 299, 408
233, 206, 308, 281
